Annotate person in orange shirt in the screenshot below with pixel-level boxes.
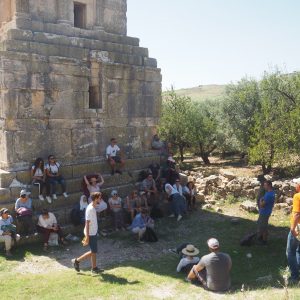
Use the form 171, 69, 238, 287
286, 179, 300, 283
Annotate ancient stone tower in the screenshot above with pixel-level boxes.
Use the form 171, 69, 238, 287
0, 0, 162, 171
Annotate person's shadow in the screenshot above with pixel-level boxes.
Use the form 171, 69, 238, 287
100, 273, 140, 285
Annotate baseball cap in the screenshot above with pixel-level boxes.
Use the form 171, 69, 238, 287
111, 190, 118, 196
207, 238, 220, 250
20, 189, 30, 197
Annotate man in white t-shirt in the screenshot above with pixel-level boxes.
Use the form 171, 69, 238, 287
106, 138, 125, 175
72, 192, 104, 274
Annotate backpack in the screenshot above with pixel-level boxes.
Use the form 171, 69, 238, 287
240, 232, 257, 246
70, 203, 82, 226
142, 227, 158, 242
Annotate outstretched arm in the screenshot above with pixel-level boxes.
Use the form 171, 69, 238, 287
83, 175, 90, 187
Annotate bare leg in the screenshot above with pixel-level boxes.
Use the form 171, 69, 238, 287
91, 253, 97, 269
77, 251, 92, 262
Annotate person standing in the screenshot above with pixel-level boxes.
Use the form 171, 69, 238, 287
286, 179, 300, 283
72, 192, 103, 274
257, 180, 275, 245
256, 175, 266, 209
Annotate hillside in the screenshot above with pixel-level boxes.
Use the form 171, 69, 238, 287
175, 84, 226, 102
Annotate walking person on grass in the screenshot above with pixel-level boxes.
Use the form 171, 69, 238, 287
72, 192, 104, 274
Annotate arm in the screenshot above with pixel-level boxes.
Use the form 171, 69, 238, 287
83, 220, 90, 245
84, 175, 90, 187
291, 212, 300, 237
98, 174, 104, 186
176, 258, 185, 272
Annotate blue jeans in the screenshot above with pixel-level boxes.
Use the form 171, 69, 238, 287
286, 231, 300, 280
47, 176, 66, 194
171, 194, 187, 216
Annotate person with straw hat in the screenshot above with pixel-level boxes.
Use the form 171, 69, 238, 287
186, 238, 232, 292
176, 244, 200, 273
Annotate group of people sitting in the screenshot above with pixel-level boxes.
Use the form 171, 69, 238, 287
174, 238, 232, 292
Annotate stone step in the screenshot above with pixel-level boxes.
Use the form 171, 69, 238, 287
4, 29, 148, 56
0, 182, 138, 222
2, 39, 146, 67
0, 155, 158, 189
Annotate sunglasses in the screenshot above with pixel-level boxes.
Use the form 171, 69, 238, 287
112, 193, 118, 196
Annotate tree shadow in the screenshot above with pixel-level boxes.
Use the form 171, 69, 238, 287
1, 206, 290, 295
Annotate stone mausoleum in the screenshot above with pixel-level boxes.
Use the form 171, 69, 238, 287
0, 0, 161, 221
0, 0, 161, 171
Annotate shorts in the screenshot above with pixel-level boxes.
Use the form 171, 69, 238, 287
89, 235, 98, 253
111, 156, 122, 163
257, 214, 270, 232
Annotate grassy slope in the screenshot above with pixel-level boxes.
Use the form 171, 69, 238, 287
0, 203, 298, 300
175, 84, 226, 102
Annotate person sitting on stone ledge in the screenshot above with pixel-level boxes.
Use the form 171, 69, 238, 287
165, 184, 186, 221
173, 178, 184, 196
106, 138, 125, 175
124, 190, 140, 223
0, 208, 20, 257
141, 173, 158, 207
186, 238, 232, 292
151, 134, 165, 150
83, 173, 104, 202
183, 181, 197, 211
31, 157, 51, 204
45, 155, 68, 200
108, 190, 125, 231
37, 208, 67, 251
15, 190, 36, 236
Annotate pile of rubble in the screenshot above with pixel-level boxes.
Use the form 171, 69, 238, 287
183, 170, 295, 215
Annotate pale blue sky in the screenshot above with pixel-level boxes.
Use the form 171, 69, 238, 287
127, 0, 300, 90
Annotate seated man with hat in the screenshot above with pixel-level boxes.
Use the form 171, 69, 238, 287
187, 238, 232, 292
0, 208, 20, 256
176, 244, 200, 273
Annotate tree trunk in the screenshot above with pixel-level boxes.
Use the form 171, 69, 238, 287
201, 153, 211, 165
179, 145, 184, 162
262, 163, 272, 175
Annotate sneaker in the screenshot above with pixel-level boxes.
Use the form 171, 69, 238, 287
116, 170, 122, 175
38, 195, 45, 201
168, 214, 175, 218
52, 194, 57, 200
46, 196, 52, 204
91, 267, 104, 274
168, 248, 177, 254
185, 277, 192, 283
177, 215, 182, 221
71, 258, 80, 272
63, 192, 68, 198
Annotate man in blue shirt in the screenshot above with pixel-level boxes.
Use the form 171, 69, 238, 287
257, 180, 275, 245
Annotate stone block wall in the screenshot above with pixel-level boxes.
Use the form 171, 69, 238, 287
0, 0, 162, 171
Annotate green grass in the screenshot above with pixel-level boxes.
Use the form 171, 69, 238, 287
0, 206, 298, 300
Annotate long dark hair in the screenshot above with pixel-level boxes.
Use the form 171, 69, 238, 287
33, 157, 44, 175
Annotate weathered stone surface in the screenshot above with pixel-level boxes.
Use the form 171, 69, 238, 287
240, 200, 258, 213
